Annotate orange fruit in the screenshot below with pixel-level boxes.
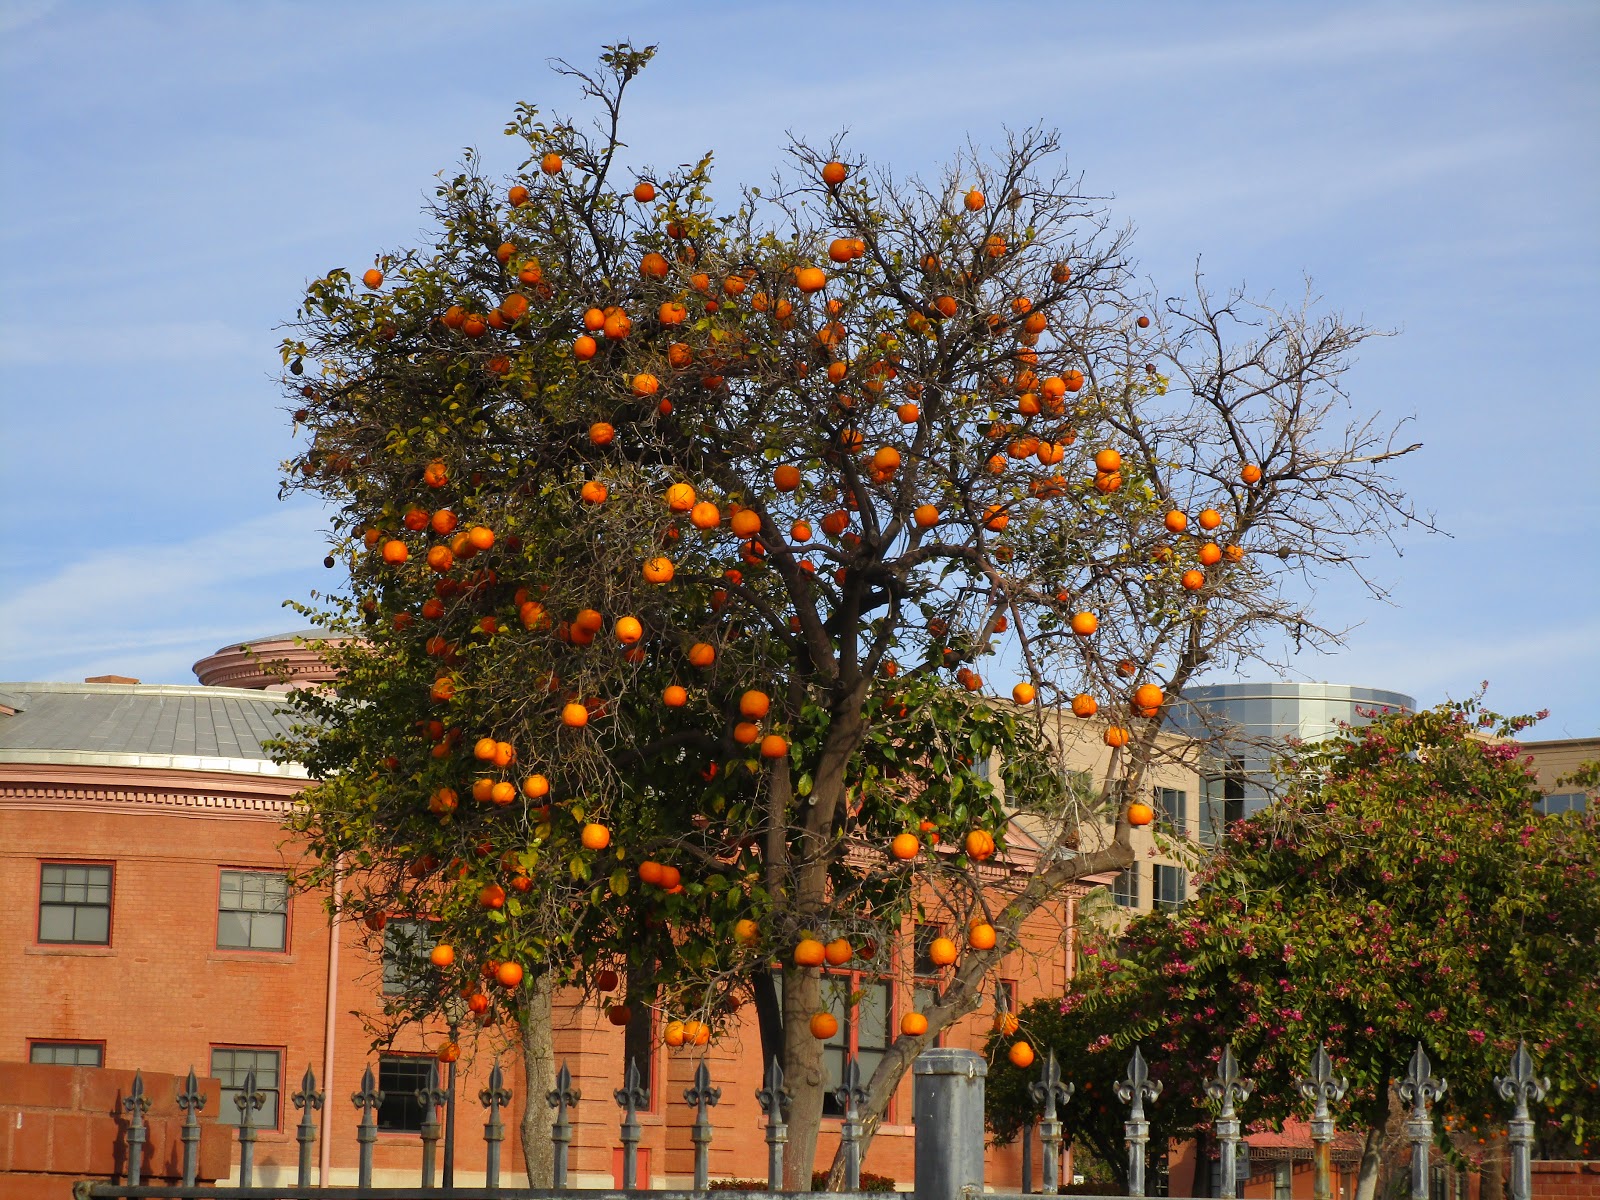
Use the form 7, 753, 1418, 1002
490, 781, 516, 805
739, 689, 771, 718
1128, 801, 1155, 827
573, 335, 597, 360
666, 482, 696, 511
927, 936, 958, 966
733, 721, 760, 746
381, 539, 409, 564
589, 421, 615, 446
362, 268, 383, 290
1008, 1041, 1036, 1069
1104, 725, 1131, 748
900, 1012, 929, 1037
898, 402, 920, 424
1181, 569, 1206, 591
1094, 449, 1122, 474
794, 937, 826, 967
774, 464, 801, 491
639, 251, 669, 279
429, 944, 455, 968
663, 685, 688, 708
795, 266, 827, 293
1071, 693, 1098, 718
1199, 542, 1223, 566
914, 504, 940, 529
791, 520, 813, 542
479, 883, 507, 909
1136, 315, 1152, 329
730, 508, 761, 537
540, 152, 562, 174
687, 642, 715, 668
580, 822, 611, 850
965, 829, 996, 861
1063, 369, 1086, 392
521, 774, 550, 799
891, 832, 920, 860
810, 1011, 839, 1039
759, 734, 788, 759
664, 1020, 686, 1047
603, 311, 632, 340
615, 616, 643, 644
1241, 463, 1263, 484
968, 923, 997, 951
690, 501, 721, 530
1164, 510, 1188, 533
993, 1011, 1020, 1036
964, 187, 985, 211
1224, 543, 1245, 562
824, 938, 853, 966
643, 556, 675, 584
639, 860, 665, 886
561, 702, 589, 728
581, 480, 608, 504
1198, 508, 1222, 531
1070, 612, 1098, 636
1012, 682, 1036, 705
508, 185, 529, 207
821, 161, 848, 187
734, 918, 760, 946
1133, 683, 1163, 710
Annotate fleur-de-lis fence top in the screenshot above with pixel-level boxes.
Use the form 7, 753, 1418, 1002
1295, 1043, 1349, 1120
177, 1069, 206, 1117
547, 1062, 580, 1117
352, 1064, 385, 1117
1397, 1043, 1447, 1118
1204, 1045, 1255, 1117
684, 1061, 722, 1116
757, 1057, 791, 1121
480, 1057, 513, 1114
235, 1068, 267, 1126
123, 1071, 151, 1121
1028, 1050, 1074, 1119
1494, 1041, 1550, 1118
1114, 1046, 1163, 1120
615, 1058, 648, 1118
291, 1064, 324, 1114
832, 1057, 870, 1119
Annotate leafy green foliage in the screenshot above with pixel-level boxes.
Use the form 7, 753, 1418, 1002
988, 701, 1600, 1166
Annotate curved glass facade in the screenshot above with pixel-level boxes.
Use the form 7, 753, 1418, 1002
1169, 682, 1415, 836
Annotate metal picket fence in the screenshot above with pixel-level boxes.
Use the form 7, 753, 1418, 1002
76, 1040, 1552, 1200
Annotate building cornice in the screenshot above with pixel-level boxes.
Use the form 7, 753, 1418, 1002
0, 760, 306, 818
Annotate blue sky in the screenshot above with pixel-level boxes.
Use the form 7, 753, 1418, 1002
2, 1, 1596, 737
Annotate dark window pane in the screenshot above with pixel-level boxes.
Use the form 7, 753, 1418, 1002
382, 921, 430, 995
38, 864, 112, 944
1113, 865, 1140, 908
211, 1048, 281, 1128
217, 871, 288, 951
378, 1056, 437, 1132
30, 1042, 102, 1066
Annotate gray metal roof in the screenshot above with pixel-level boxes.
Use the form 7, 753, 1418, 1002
0, 682, 308, 778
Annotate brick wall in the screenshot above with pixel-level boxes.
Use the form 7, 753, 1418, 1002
1534, 1161, 1600, 1200
0, 1062, 229, 1200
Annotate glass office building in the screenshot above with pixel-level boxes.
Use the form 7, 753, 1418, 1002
1169, 682, 1414, 842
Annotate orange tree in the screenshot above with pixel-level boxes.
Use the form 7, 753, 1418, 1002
274, 45, 1427, 1185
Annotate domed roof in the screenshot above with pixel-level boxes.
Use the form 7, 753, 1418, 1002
192, 628, 349, 691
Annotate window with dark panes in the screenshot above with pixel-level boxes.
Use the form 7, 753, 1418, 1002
1200, 756, 1247, 846
217, 871, 289, 951
913, 924, 944, 977
1153, 864, 1187, 911
30, 1041, 102, 1066
210, 1047, 281, 1128
817, 972, 892, 1118
1156, 787, 1188, 836
382, 920, 431, 995
38, 863, 112, 944
378, 1054, 439, 1132
1112, 864, 1140, 908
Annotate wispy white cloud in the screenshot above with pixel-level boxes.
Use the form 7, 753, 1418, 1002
0, 506, 332, 684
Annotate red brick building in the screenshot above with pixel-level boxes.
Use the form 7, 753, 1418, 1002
1, 632, 1154, 1189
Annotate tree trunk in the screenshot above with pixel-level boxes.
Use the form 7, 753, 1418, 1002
753, 968, 784, 1075
1354, 1126, 1387, 1200
517, 972, 557, 1188
782, 962, 826, 1190
1191, 1126, 1215, 1198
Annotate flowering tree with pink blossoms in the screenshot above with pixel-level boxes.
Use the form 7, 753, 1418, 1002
986, 700, 1600, 1199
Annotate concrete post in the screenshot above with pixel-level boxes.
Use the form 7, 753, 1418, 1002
914, 1049, 987, 1200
